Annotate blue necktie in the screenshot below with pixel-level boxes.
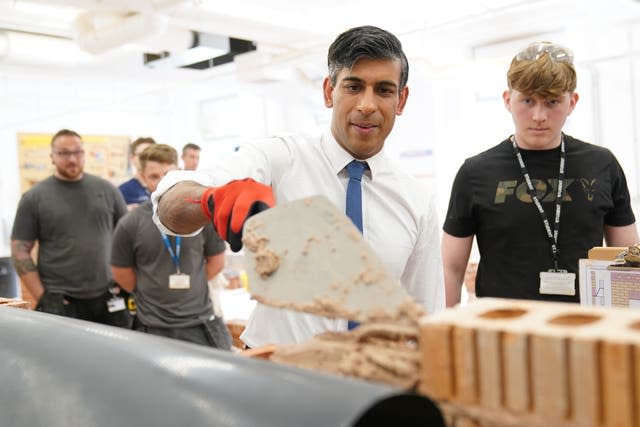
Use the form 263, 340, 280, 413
345, 160, 367, 233
345, 160, 367, 330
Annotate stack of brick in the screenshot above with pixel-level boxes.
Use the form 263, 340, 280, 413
419, 298, 640, 427
0, 297, 31, 309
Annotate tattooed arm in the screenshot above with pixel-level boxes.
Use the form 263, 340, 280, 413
11, 239, 44, 301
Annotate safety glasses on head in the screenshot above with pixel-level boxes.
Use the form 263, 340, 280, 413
514, 41, 573, 64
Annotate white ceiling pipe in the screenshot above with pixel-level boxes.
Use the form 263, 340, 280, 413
11, 0, 189, 14
74, 11, 169, 54
135, 26, 195, 54
168, 6, 325, 50
0, 30, 92, 66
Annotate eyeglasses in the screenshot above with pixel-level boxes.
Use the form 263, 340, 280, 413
514, 41, 574, 64
54, 150, 85, 158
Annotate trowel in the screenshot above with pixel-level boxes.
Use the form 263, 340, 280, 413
241, 195, 421, 323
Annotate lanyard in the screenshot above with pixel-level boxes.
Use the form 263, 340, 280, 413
161, 233, 181, 274
511, 135, 565, 271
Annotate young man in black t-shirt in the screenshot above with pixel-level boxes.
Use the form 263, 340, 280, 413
442, 42, 639, 306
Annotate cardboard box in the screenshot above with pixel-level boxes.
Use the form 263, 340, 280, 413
587, 246, 625, 260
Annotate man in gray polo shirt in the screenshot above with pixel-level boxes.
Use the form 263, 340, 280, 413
11, 128, 130, 327
111, 144, 231, 349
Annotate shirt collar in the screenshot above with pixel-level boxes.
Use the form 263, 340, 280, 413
320, 129, 391, 180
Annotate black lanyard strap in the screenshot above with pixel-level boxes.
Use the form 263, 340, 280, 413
511, 135, 565, 271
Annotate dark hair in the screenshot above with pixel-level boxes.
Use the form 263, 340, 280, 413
182, 143, 201, 156
51, 129, 82, 146
130, 137, 156, 156
328, 26, 409, 90
139, 144, 178, 170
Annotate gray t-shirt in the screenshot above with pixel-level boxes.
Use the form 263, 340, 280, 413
11, 174, 127, 298
111, 202, 226, 328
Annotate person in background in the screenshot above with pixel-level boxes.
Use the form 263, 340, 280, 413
111, 144, 231, 349
11, 129, 130, 327
118, 137, 156, 210
181, 143, 201, 171
152, 25, 445, 348
442, 41, 639, 307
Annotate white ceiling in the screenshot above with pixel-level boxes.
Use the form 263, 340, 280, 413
0, 0, 639, 73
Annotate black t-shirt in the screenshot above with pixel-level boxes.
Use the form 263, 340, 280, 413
443, 134, 636, 302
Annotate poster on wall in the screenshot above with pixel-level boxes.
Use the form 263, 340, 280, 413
17, 133, 130, 194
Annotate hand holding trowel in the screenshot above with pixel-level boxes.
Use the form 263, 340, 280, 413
241, 195, 425, 324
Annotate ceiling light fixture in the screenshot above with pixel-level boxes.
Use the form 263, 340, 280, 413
143, 32, 256, 70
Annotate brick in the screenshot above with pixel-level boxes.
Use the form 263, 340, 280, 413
530, 333, 569, 420
419, 298, 640, 427
502, 331, 529, 412
453, 326, 478, 404
419, 322, 454, 399
569, 338, 601, 427
601, 341, 634, 427
477, 328, 502, 410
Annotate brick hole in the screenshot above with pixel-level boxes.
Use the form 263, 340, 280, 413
628, 320, 640, 331
478, 308, 527, 319
547, 313, 601, 326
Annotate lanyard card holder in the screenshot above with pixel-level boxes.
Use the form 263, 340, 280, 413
539, 269, 575, 296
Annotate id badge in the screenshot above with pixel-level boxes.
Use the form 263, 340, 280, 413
539, 270, 575, 296
107, 297, 126, 313
169, 274, 191, 290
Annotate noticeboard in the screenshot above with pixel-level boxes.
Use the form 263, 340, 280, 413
17, 132, 130, 193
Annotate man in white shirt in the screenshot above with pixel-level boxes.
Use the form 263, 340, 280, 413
153, 25, 445, 347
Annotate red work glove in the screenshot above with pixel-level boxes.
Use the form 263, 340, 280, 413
200, 178, 274, 252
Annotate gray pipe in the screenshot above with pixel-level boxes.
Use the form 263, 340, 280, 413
0, 306, 444, 427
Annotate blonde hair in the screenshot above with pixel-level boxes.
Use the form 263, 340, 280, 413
507, 52, 576, 98
139, 144, 178, 170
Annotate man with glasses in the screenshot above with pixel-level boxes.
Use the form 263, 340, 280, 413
119, 137, 156, 210
442, 41, 639, 306
11, 129, 130, 326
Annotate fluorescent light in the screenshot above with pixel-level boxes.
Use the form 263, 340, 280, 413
144, 32, 230, 69
145, 45, 227, 69
182, 45, 227, 63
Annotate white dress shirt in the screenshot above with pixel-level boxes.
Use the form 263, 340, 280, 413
152, 131, 444, 347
